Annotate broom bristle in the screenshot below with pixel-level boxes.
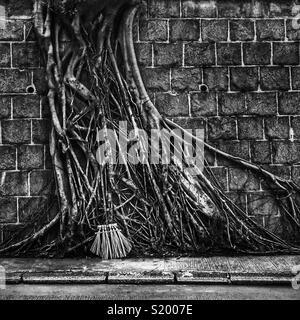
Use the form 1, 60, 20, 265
90, 224, 132, 259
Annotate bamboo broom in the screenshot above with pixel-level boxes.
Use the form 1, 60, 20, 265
90, 223, 132, 259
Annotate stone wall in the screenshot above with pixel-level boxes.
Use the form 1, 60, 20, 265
0, 0, 300, 242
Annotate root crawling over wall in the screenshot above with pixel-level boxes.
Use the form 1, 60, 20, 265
1, 0, 300, 257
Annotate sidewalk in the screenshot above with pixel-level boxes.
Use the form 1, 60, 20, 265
0, 255, 299, 285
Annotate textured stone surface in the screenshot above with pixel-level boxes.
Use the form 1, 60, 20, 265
273, 43, 299, 65
185, 43, 215, 66
243, 43, 271, 65
230, 20, 254, 41
238, 117, 264, 140
191, 92, 217, 116
17, 145, 44, 170
203, 67, 228, 91
171, 68, 202, 91
154, 43, 182, 67
208, 117, 237, 141
260, 67, 290, 91
2, 120, 31, 144
217, 43, 242, 65
155, 92, 189, 116
13, 95, 41, 118
202, 19, 228, 42
230, 67, 258, 91
0, 146, 16, 170
219, 93, 246, 115
170, 19, 200, 41
139, 19, 168, 41
245, 93, 277, 115
256, 19, 285, 40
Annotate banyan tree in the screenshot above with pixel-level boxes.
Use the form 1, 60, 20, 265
1, 0, 300, 258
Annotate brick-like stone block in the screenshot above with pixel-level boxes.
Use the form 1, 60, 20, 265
269, 1, 294, 17
0, 20, 24, 41
154, 43, 182, 67
230, 20, 254, 41
0, 198, 17, 223
247, 193, 278, 216
12, 43, 40, 68
260, 67, 290, 91
208, 117, 237, 141
148, 0, 180, 18
245, 92, 277, 115
243, 43, 271, 65
18, 145, 44, 170
203, 67, 228, 91
33, 69, 47, 95
238, 117, 263, 140
219, 92, 246, 115
265, 116, 289, 140
216, 140, 250, 166
256, 19, 285, 40
2, 120, 31, 144
140, 68, 170, 91
292, 117, 300, 140
217, 43, 241, 65
230, 67, 258, 91
155, 92, 189, 116
278, 92, 300, 115
217, 0, 244, 17
135, 43, 152, 67
170, 19, 200, 41
241, 1, 269, 18
13, 95, 40, 118
228, 168, 260, 191
202, 19, 228, 42
273, 141, 300, 164
205, 167, 228, 191
286, 19, 300, 40
0, 43, 11, 67
251, 141, 271, 164
0, 146, 16, 170
30, 170, 53, 196
0, 172, 28, 196
291, 67, 300, 90
191, 92, 217, 116
171, 68, 202, 92
32, 119, 50, 144
182, 0, 217, 18
6, 0, 33, 17
273, 43, 299, 65
139, 19, 168, 41
185, 43, 215, 66
19, 197, 47, 222
0, 70, 31, 93
0, 96, 11, 119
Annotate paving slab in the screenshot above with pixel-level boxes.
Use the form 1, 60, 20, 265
0, 284, 299, 300
107, 271, 175, 284
0, 255, 299, 285
22, 271, 107, 284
